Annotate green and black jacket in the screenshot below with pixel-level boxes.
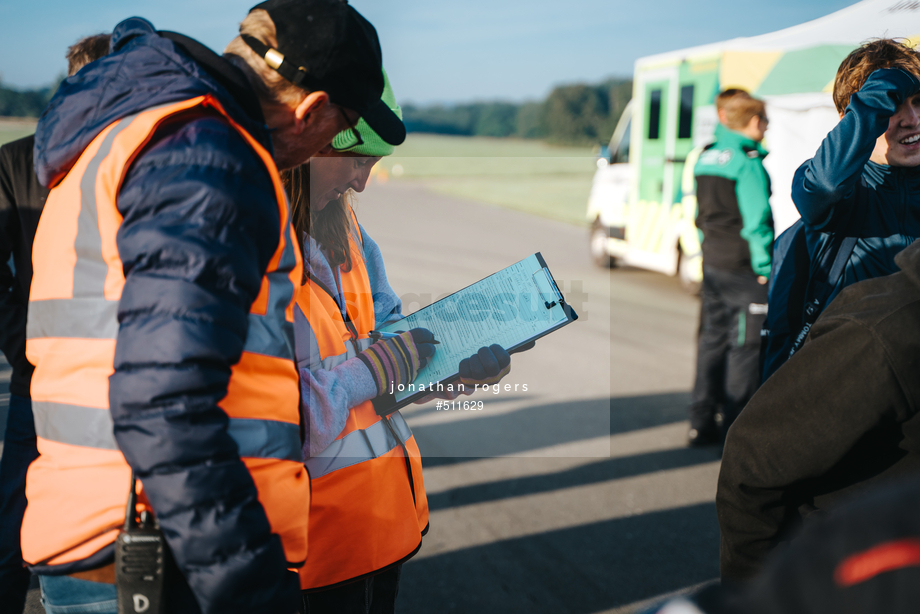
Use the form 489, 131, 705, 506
694, 124, 774, 277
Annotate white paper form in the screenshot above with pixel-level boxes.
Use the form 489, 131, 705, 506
378, 253, 573, 403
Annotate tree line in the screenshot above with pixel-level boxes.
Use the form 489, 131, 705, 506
0, 81, 58, 118
404, 78, 632, 145
2, 76, 633, 146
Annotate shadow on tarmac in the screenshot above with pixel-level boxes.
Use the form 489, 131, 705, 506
14, 391, 708, 614
427, 445, 719, 512
416, 392, 691, 467
400, 502, 719, 614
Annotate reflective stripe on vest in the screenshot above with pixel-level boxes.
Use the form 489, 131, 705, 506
297, 211, 429, 590
23, 95, 309, 568
306, 411, 413, 479
31, 400, 301, 461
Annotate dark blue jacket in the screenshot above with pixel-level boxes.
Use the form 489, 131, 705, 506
0, 135, 45, 398
792, 68, 920, 307
33, 18, 300, 613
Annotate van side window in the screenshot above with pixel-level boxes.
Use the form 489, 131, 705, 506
678, 85, 694, 139
613, 120, 631, 164
648, 90, 662, 140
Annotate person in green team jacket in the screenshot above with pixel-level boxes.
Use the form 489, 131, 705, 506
686, 94, 774, 447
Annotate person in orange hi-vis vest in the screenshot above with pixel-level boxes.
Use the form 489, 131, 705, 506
22, 2, 405, 612
284, 69, 533, 614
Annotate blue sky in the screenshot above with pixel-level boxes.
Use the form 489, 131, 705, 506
0, 0, 855, 104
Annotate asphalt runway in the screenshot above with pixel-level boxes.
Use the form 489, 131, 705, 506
3, 180, 721, 613
358, 181, 721, 613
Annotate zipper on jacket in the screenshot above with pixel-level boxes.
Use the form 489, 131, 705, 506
330, 264, 363, 355
342, 311, 361, 355
307, 269, 362, 355
383, 416, 417, 506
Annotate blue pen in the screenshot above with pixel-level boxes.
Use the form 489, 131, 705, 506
369, 330, 440, 344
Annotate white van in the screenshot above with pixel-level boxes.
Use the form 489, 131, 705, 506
586, 0, 920, 291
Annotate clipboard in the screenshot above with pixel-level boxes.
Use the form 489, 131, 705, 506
374, 252, 577, 411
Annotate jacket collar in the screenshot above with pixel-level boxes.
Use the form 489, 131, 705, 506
863, 160, 920, 189
714, 123, 767, 156
158, 31, 264, 127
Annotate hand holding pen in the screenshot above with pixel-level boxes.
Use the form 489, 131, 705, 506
357, 328, 439, 401
370, 330, 440, 344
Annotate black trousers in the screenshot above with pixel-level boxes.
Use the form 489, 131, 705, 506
0, 394, 38, 614
689, 265, 768, 431
304, 565, 401, 614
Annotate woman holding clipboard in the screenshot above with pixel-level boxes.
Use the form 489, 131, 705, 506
286, 70, 518, 613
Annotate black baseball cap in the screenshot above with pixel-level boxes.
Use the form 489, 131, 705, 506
244, 0, 406, 146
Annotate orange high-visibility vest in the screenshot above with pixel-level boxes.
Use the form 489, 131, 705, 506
23, 95, 309, 569
297, 216, 428, 590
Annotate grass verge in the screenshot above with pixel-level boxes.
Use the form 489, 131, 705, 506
377, 134, 598, 226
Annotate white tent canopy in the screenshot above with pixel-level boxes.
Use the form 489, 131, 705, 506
639, 0, 920, 68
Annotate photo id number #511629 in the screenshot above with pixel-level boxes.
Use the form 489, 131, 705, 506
436, 400, 483, 411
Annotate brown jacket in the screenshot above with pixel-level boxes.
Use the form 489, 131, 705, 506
718, 239, 920, 581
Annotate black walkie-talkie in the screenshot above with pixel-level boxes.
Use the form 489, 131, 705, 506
116, 472, 165, 614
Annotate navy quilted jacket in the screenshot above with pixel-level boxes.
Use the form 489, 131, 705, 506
792, 68, 920, 307
33, 17, 300, 613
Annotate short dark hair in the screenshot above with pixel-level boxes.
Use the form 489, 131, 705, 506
834, 38, 920, 114
723, 96, 766, 131
716, 88, 750, 112
66, 34, 111, 76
